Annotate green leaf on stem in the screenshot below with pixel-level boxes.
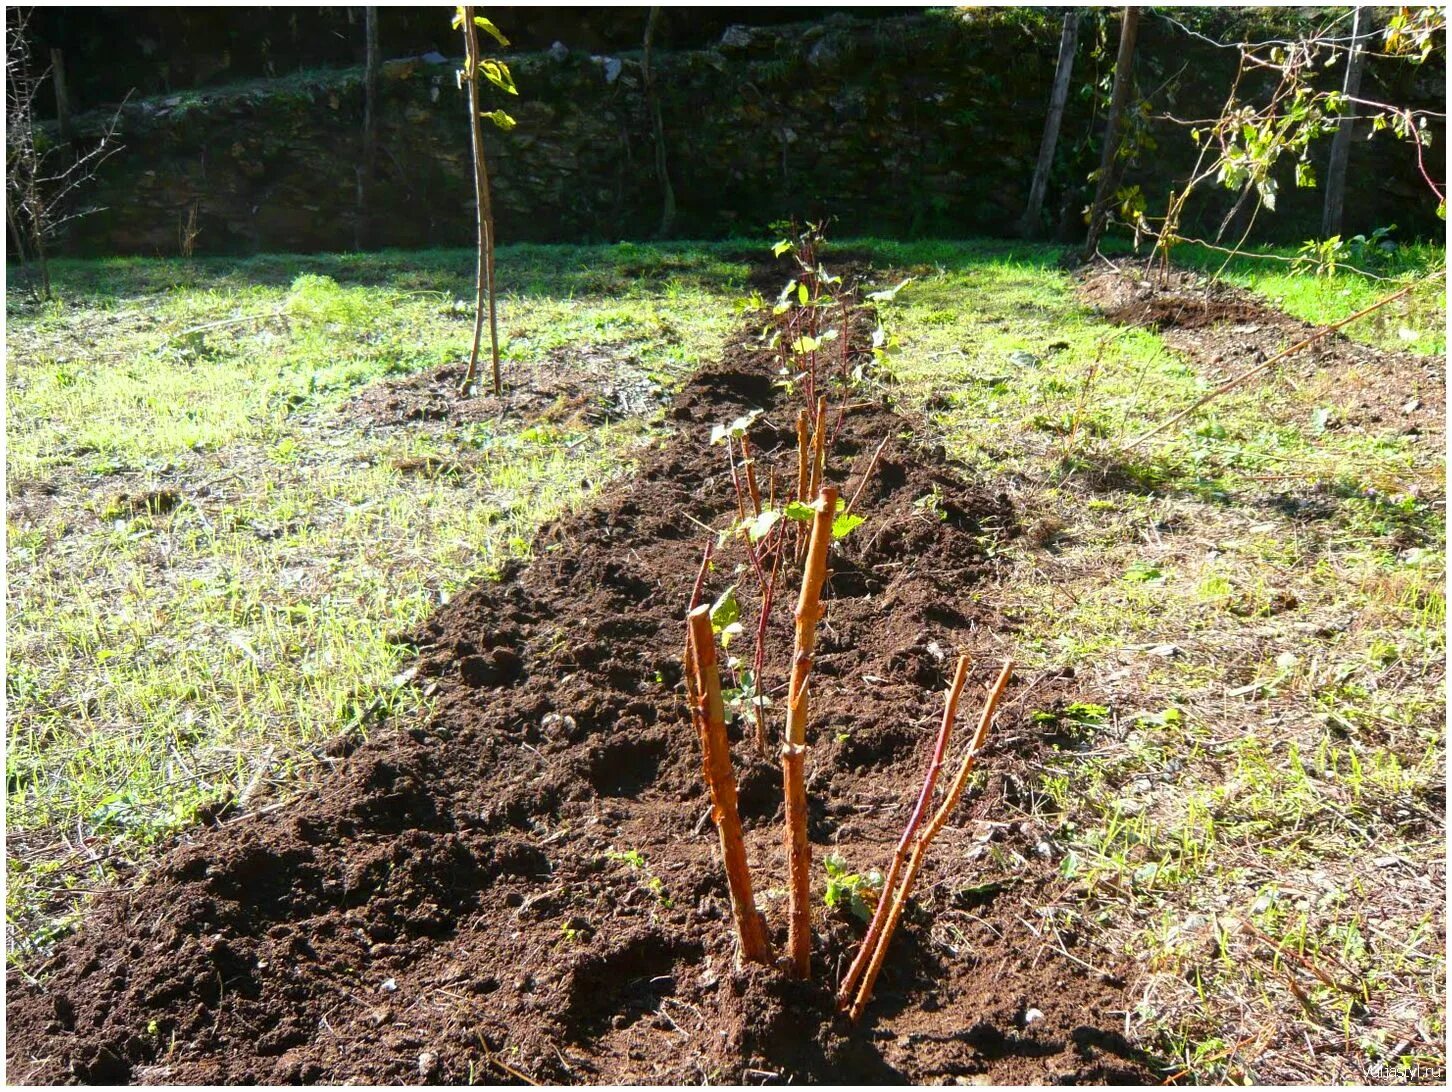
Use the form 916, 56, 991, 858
473, 15, 510, 46
709, 586, 740, 633
747, 509, 781, 543
479, 59, 518, 95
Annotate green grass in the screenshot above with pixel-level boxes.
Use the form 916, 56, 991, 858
7, 237, 1445, 1083
6, 241, 748, 952
870, 239, 1445, 1084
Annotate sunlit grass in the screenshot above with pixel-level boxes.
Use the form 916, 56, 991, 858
873, 238, 1445, 1084
5, 241, 748, 954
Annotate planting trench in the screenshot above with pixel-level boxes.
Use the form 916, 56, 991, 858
7, 308, 1154, 1084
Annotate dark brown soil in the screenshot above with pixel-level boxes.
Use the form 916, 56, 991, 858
1079, 260, 1445, 438
6, 316, 1156, 1085
342, 344, 665, 429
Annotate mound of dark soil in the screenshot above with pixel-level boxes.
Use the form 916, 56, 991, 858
343, 346, 665, 429
6, 318, 1154, 1084
1079, 259, 1445, 438
1079, 265, 1269, 331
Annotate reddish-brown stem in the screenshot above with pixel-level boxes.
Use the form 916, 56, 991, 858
794, 408, 811, 561
795, 409, 811, 504
685, 607, 773, 966
829, 292, 855, 444
846, 658, 1015, 1022
781, 485, 837, 979
727, 446, 747, 523
837, 653, 971, 1010
740, 436, 762, 517
808, 395, 828, 502
689, 539, 714, 612
749, 536, 784, 753
843, 435, 891, 519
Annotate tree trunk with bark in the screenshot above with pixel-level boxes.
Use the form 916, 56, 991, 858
1082, 6, 1140, 259
1322, 7, 1370, 239
50, 48, 72, 142
356, 7, 380, 251
642, 7, 676, 238
1019, 10, 1079, 238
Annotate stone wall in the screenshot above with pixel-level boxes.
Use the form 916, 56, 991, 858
51, 12, 1446, 256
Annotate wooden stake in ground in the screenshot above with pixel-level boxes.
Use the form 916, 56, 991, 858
781, 485, 837, 979
685, 606, 772, 965
837, 653, 972, 1010
1322, 7, 1371, 238
1018, 9, 1080, 238
844, 658, 1014, 1022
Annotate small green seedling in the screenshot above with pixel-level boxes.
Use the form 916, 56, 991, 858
722, 668, 770, 723
710, 410, 763, 445
823, 854, 883, 923
607, 848, 647, 869
913, 488, 948, 522
606, 848, 672, 906
708, 586, 743, 648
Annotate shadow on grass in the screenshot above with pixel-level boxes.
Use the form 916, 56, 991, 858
31, 237, 1075, 308
1056, 450, 1233, 505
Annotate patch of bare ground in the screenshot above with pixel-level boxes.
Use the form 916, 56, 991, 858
340, 342, 667, 429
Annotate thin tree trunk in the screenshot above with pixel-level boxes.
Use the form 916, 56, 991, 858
1322, 7, 1370, 239
459, 5, 501, 396
1082, 6, 1140, 259
1019, 10, 1079, 238
50, 48, 72, 142
7, 202, 31, 275
642, 7, 676, 237
28, 185, 51, 300
356, 6, 380, 251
